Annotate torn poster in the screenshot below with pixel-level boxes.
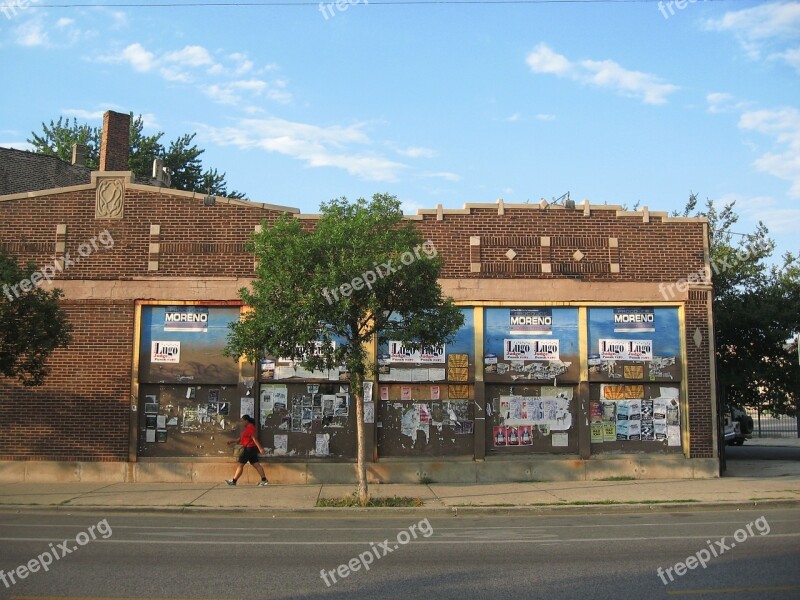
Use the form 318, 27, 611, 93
590, 421, 604, 443
667, 425, 681, 446
364, 401, 375, 424
240, 397, 255, 419
273, 434, 288, 456
363, 380, 374, 401
315, 433, 330, 456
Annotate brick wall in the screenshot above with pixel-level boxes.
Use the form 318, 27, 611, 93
0, 301, 134, 461
686, 289, 715, 458
99, 111, 130, 173
0, 184, 714, 462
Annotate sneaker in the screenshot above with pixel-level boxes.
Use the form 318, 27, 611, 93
225, 479, 237, 486
258, 480, 269, 486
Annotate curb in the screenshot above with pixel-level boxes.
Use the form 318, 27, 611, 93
1, 498, 798, 517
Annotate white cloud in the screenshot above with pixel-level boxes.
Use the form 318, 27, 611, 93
204, 84, 239, 105
526, 43, 573, 76
0, 142, 35, 151
202, 118, 406, 182
14, 19, 48, 47
526, 43, 678, 105
56, 18, 74, 28
232, 79, 268, 93
423, 171, 461, 182
62, 109, 106, 121
706, 1, 800, 60
229, 52, 254, 75
399, 199, 427, 214
536, 113, 556, 121
717, 193, 800, 234
95, 42, 291, 108
164, 45, 215, 67
705, 92, 751, 114
100, 42, 156, 72
739, 107, 800, 197
507, 113, 522, 122
769, 46, 800, 73
398, 146, 437, 159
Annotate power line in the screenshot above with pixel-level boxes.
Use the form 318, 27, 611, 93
28, 0, 746, 8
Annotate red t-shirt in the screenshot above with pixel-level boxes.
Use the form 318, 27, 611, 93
239, 423, 257, 447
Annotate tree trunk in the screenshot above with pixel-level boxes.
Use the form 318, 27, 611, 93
352, 369, 369, 506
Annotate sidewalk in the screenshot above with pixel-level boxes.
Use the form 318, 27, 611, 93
1, 458, 798, 514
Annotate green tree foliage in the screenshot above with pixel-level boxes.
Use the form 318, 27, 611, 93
28, 116, 100, 169
677, 193, 800, 415
28, 114, 245, 199
226, 194, 464, 504
0, 250, 72, 386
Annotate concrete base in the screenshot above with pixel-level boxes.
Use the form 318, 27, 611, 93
0, 456, 719, 484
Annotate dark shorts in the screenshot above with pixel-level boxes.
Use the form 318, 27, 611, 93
238, 446, 260, 465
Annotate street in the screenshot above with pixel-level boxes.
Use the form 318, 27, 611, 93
0, 508, 798, 600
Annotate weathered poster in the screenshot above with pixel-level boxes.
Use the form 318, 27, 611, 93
503, 339, 560, 361
163, 306, 209, 332
363, 380, 374, 401
590, 421, 604, 443
510, 308, 553, 335
603, 421, 616, 442
379, 309, 474, 383
315, 433, 330, 456
273, 434, 288, 456
240, 397, 254, 419
485, 308, 579, 383
364, 401, 375, 424
613, 308, 655, 333
667, 425, 681, 446
598, 339, 653, 362
588, 307, 681, 382
388, 341, 446, 363
497, 388, 573, 431
151, 341, 180, 363
140, 306, 241, 384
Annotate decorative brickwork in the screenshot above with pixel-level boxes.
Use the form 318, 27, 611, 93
0, 185, 715, 463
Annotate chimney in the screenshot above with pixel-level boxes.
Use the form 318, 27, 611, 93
71, 143, 86, 167
99, 110, 131, 172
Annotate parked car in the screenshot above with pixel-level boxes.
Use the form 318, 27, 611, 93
723, 404, 754, 446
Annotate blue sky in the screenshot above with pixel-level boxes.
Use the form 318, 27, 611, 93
1, 0, 798, 257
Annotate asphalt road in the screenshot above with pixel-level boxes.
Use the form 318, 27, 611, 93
725, 444, 800, 461
0, 507, 798, 600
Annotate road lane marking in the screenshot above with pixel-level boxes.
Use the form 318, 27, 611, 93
667, 585, 800, 595
1, 533, 799, 545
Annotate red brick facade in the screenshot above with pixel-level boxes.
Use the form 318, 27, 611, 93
0, 177, 716, 470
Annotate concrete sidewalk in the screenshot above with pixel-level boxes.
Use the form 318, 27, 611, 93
1, 460, 798, 514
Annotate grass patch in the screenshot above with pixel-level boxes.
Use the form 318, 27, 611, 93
597, 476, 636, 481
419, 476, 436, 485
316, 494, 424, 508
452, 503, 515, 507
528, 499, 698, 506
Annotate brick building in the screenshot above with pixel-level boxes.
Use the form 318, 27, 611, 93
0, 111, 718, 483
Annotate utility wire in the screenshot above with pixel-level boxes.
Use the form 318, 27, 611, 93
28, 0, 747, 8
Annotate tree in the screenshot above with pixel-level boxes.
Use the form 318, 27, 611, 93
676, 194, 800, 415
225, 194, 464, 505
28, 114, 245, 199
0, 250, 72, 386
